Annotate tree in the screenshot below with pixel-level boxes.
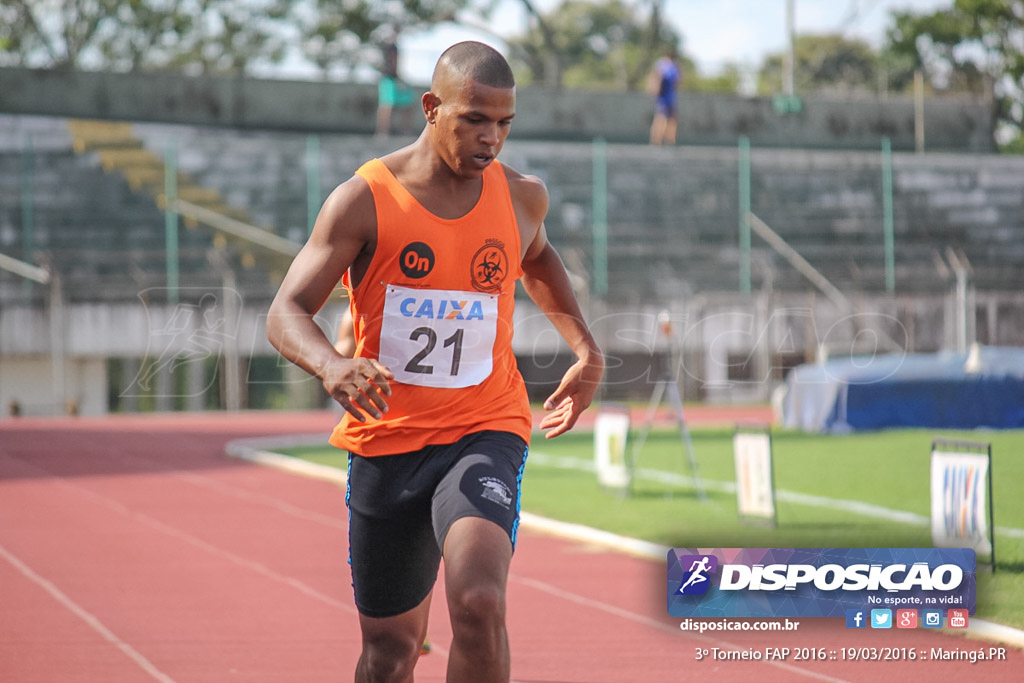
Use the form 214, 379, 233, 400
295, 0, 480, 77
885, 0, 1024, 147
507, 0, 681, 91
0, 0, 482, 77
757, 34, 881, 96
0, 0, 293, 75
692, 64, 742, 95
0, 0, 123, 69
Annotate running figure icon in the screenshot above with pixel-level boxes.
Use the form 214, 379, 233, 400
678, 556, 712, 594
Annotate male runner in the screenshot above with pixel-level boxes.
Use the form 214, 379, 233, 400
266, 41, 604, 683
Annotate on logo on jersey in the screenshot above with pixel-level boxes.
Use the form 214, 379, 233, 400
400, 242, 435, 279
399, 296, 486, 321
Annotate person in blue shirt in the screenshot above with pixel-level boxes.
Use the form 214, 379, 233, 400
648, 48, 681, 145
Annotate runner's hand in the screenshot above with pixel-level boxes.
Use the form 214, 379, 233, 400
323, 358, 393, 422
539, 352, 604, 439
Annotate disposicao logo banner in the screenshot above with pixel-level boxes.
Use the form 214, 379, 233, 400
667, 548, 976, 618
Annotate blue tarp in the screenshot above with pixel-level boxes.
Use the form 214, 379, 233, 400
779, 345, 1024, 432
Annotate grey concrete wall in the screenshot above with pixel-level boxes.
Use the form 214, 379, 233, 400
0, 356, 107, 416
0, 67, 994, 152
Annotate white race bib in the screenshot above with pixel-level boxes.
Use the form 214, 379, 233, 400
379, 285, 499, 388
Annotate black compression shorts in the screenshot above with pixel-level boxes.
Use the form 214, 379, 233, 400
345, 430, 529, 618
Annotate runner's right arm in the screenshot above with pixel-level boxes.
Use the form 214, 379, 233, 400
266, 177, 393, 421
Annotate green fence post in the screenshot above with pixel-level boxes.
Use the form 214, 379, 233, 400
306, 134, 321, 236
882, 137, 895, 294
738, 136, 751, 294
21, 133, 34, 301
592, 137, 608, 297
164, 138, 179, 305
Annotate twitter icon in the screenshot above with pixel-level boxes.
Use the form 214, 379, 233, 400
870, 609, 892, 629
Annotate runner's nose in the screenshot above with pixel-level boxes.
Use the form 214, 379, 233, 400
480, 123, 499, 146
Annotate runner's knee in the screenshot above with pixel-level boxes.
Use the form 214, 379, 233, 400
358, 630, 421, 682
449, 580, 506, 633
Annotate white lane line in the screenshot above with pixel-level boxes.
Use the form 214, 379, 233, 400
0, 542, 178, 683
4, 444, 452, 670
225, 440, 849, 679
173, 470, 347, 530
4, 450, 359, 615
509, 573, 851, 683
225, 438, 1024, 651
65, 472, 359, 616
528, 451, 1024, 538
224, 437, 347, 484
69, 432, 348, 531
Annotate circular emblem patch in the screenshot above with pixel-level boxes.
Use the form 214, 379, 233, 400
471, 242, 509, 292
399, 242, 435, 279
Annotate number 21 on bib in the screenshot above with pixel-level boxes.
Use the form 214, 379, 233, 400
378, 285, 499, 388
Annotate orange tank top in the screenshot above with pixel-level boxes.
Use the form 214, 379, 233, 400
329, 158, 532, 456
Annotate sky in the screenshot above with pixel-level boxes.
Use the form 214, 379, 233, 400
398, 0, 953, 85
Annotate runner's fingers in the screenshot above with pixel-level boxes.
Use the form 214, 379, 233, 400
331, 382, 378, 422
352, 377, 389, 414
335, 389, 384, 422
350, 391, 383, 419
369, 359, 395, 385
360, 372, 391, 402
326, 359, 393, 420
345, 360, 392, 397
540, 398, 580, 439
335, 395, 368, 422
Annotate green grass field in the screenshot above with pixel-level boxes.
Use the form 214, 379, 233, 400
279, 424, 1024, 629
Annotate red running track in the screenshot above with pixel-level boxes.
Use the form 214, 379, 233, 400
1, 411, 1021, 682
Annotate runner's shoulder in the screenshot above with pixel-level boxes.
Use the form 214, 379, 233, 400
501, 164, 549, 216
316, 174, 377, 242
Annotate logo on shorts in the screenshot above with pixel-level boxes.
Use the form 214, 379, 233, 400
676, 554, 718, 595
479, 477, 512, 509
400, 242, 435, 279
471, 240, 509, 293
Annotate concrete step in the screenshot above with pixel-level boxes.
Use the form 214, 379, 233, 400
67, 119, 144, 152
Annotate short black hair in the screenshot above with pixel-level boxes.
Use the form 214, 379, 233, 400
432, 41, 515, 90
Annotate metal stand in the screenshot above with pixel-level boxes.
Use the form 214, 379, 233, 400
628, 312, 707, 500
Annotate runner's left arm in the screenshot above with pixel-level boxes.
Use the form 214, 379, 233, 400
520, 221, 604, 438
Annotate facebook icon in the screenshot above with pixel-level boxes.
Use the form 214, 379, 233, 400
845, 609, 866, 629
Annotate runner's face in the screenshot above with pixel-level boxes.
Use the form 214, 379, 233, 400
427, 78, 515, 179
